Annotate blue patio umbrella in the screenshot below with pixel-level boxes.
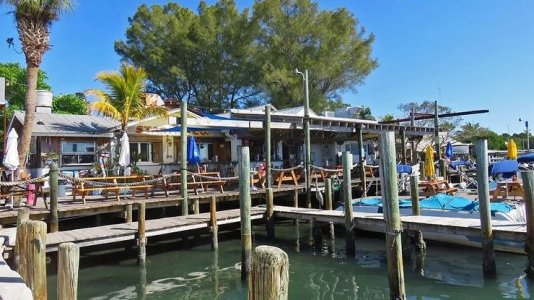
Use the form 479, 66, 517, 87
445, 142, 453, 158
187, 136, 201, 163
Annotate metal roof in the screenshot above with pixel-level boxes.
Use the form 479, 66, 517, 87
13, 111, 119, 137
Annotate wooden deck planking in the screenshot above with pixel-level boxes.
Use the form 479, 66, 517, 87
46, 208, 265, 252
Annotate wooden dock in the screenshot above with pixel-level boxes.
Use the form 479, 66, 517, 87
46, 207, 265, 252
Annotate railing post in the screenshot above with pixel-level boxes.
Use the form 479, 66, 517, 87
137, 202, 147, 265
342, 151, 355, 256
266, 187, 275, 240
239, 147, 252, 281
249, 246, 289, 300
17, 220, 47, 300
379, 131, 406, 300
475, 139, 497, 278
210, 196, 218, 250
58, 242, 79, 300
50, 162, 59, 232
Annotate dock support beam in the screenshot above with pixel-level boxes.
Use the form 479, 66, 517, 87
17, 220, 47, 300
475, 139, 497, 278
325, 178, 335, 252
249, 246, 289, 300
210, 196, 218, 250
410, 175, 426, 252
126, 203, 133, 223
522, 170, 534, 278
137, 202, 147, 265
357, 125, 366, 197
265, 105, 272, 188
342, 151, 355, 256
239, 147, 252, 281
400, 129, 407, 165
180, 99, 188, 216
379, 131, 406, 300
50, 162, 59, 233
266, 187, 275, 240
58, 242, 79, 300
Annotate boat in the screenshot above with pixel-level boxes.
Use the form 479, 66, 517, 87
337, 193, 526, 253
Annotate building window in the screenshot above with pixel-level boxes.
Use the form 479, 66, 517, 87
61, 141, 96, 165
130, 142, 152, 162
345, 142, 359, 155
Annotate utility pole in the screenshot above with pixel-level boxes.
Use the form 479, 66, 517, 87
520, 118, 530, 153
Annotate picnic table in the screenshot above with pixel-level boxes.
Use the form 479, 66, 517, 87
153, 172, 225, 197
72, 175, 151, 204
492, 180, 524, 201
418, 179, 458, 197
273, 169, 301, 187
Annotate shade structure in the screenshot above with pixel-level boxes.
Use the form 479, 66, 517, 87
445, 142, 453, 158
118, 132, 130, 167
507, 139, 518, 160
424, 145, 435, 178
187, 136, 200, 163
3, 128, 19, 171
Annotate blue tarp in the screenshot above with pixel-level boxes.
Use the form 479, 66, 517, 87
518, 153, 534, 163
396, 164, 412, 174
338, 193, 513, 214
187, 136, 200, 163
489, 160, 518, 177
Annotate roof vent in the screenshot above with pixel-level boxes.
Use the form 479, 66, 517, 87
36, 90, 53, 113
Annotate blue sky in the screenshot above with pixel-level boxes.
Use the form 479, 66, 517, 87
1, 0, 533, 134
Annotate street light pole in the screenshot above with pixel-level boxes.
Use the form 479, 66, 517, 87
520, 118, 530, 153
296, 69, 311, 208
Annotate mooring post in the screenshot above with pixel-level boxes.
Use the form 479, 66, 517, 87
126, 203, 133, 223
266, 187, 275, 240
522, 170, 534, 278
379, 131, 406, 300
239, 147, 252, 281
180, 99, 188, 216
410, 175, 426, 251
249, 245, 289, 300
325, 178, 335, 249
15, 207, 30, 270
475, 139, 497, 278
137, 202, 147, 265
58, 242, 79, 300
194, 199, 200, 215
50, 162, 59, 233
17, 220, 47, 300
419, 161, 425, 181
210, 196, 218, 250
400, 129, 407, 165
293, 189, 299, 225
342, 151, 355, 256
265, 105, 272, 188
357, 125, 367, 197
439, 159, 447, 180
137, 263, 147, 300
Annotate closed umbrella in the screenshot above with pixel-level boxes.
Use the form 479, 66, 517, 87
424, 145, 435, 179
118, 132, 130, 175
507, 139, 518, 160
3, 129, 19, 208
445, 142, 453, 159
187, 136, 201, 163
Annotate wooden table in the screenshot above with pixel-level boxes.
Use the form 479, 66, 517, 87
73, 175, 151, 204
492, 180, 524, 201
418, 179, 458, 197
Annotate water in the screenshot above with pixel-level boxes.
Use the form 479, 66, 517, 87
48, 222, 532, 299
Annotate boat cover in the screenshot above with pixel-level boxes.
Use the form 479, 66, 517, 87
518, 153, 534, 163
489, 160, 518, 177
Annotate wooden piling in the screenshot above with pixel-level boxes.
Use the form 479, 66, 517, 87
194, 199, 200, 215
357, 125, 367, 197
325, 178, 335, 245
410, 175, 426, 251
137, 202, 147, 265
15, 207, 30, 270
475, 139, 497, 278
180, 99, 188, 216
313, 220, 322, 251
265, 105, 272, 188
439, 159, 447, 179
400, 129, 407, 165
249, 245, 289, 300
342, 151, 355, 256
50, 162, 59, 233
58, 242, 79, 300
523, 171, 534, 278
379, 131, 406, 300
126, 203, 133, 223
17, 220, 47, 300
239, 147, 252, 281
266, 187, 275, 240
293, 190, 299, 225
210, 196, 218, 250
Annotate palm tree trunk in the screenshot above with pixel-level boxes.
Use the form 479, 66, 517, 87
18, 66, 39, 168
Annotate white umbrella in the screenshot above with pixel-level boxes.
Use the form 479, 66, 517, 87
118, 132, 130, 175
3, 129, 19, 209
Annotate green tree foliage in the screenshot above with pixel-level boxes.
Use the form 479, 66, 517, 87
358, 106, 375, 120
253, 0, 377, 111
454, 122, 508, 150
115, 0, 378, 111
52, 93, 89, 115
381, 114, 395, 122
0, 62, 50, 113
115, 1, 260, 109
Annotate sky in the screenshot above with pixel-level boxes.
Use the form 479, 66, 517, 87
1, 0, 533, 134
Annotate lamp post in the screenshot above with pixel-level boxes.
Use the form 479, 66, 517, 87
295, 69, 311, 208
520, 118, 530, 153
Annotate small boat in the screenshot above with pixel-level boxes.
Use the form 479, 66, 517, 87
337, 194, 526, 253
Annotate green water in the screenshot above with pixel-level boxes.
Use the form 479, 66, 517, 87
47, 222, 531, 299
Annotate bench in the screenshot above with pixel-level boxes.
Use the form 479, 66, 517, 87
72, 176, 151, 204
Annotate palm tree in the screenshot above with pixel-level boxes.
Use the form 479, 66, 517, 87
1, 0, 74, 167
87, 64, 168, 131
